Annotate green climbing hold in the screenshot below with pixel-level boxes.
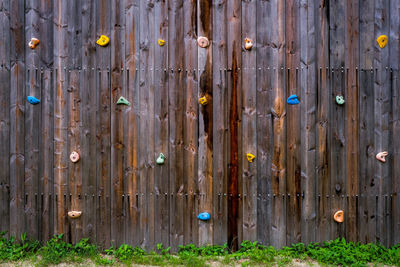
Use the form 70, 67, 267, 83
156, 153, 165, 165
117, 96, 130, 106
336, 95, 345, 105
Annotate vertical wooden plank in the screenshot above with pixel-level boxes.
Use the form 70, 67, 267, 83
226, 0, 241, 250
270, 0, 286, 248
285, 0, 301, 245
197, 0, 213, 246
0, 0, 10, 236
389, 0, 400, 246
182, 0, 198, 246
81, 0, 97, 242
345, 0, 359, 242
53, 0, 69, 239
374, 0, 390, 246
168, 0, 185, 250
96, 0, 111, 249
241, 0, 257, 243
138, 0, 155, 249
212, 0, 227, 245
256, 0, 272, 246
124, 0, 140, 248
299, 0, 316, 244
110, 0, 125, 247
315, 0, 330, 244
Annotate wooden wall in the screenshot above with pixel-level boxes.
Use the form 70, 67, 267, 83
0, 0, 400, 249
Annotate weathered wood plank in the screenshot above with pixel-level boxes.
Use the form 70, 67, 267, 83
168, 0, 185, 250
182, 0, 198, 246
299, 0, 316, 244
241, 0, 257, 243
124, 0, 140, 248
197, 0, 213, 246
96, 0, 111, 249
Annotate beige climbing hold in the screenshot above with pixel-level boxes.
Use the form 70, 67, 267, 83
68, 211, 82, 219
197, 36, 209, 48
376, 151, 388, 163
96, 35, 109, 46
29, 38, 39, 49
377, 35, 388, 48
246, 153, 255, 163
333, 210, 344, 223
158, 39, 165, 46
70, 151, 80, 163
244, 38, 253, 50
199, 96, 208, 105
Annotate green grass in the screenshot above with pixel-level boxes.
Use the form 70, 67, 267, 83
1, 231, 400, 266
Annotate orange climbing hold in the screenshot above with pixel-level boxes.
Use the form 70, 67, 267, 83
96, 35, 109, 46
246, 153, 255, 163
29, 38, 39, 49
68, 211, 82, 219
197, 36, 209, 48
333, 210, 344, 223
377, 35, 388, 48
70, 151, 80, 163
244, 38, 253, 50
376, 151, 388, 163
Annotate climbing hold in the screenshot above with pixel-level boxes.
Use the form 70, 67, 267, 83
96, 35, 110, 46
158, 39, 165, 46
336, 95, 345, 105
70, 151, 80, 163
246, 153, 255, 163
333, 210, 344, 223
377, 35, 388, 48
156, 153, 165, 165
29, 38, 39, 49
244, 38, 253, 50
197, 212, 210, 221
376, 151, 388, 163
68, 211, 82, 219
198, 96, 208, 105
27, 96, 40, 105
197, 36, 209, 48
117, 96, 130, 106
287, 94, 299, 105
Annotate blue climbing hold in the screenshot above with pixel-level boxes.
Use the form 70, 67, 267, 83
287, 94, 299, 105
197, 212, 211, 221
27, 96, 40, 105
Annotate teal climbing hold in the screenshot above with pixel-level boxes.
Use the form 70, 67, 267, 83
336, 95, 345, 105
27, 96, 40, 105
156, 153, 165, 165
117, 96, 130, 106
197, 212, 210, 221
287, 94, 299, 105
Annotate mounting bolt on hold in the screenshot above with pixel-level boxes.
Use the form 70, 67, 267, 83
197, 212, 210, 221
287, 94, 300, 105
244, 38, 253, 50
376, 151, 388, 163
27, 96, 40, 105
96, 35, 110, 46
377, 35, 388, 48
29, 38, 39, 49
68, 211, 82, 219
336, 95, 345, 105
246, 153, 255, 163
156, 153, 165, 165
333, 210, 344, 223
70, 151, 80, 163
158, 39, 165, 46
198, 96, 208, 105
117, 96, 130, 106
197, 36, 209, 48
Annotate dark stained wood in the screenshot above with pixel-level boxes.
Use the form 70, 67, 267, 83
182, 0, 198, 246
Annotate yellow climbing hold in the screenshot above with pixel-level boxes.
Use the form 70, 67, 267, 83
199, 96, 208, 105
377, 35, 388, 48
246, 153, 255, 163
158, 39, 165, 46
96, 35, 110, 46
